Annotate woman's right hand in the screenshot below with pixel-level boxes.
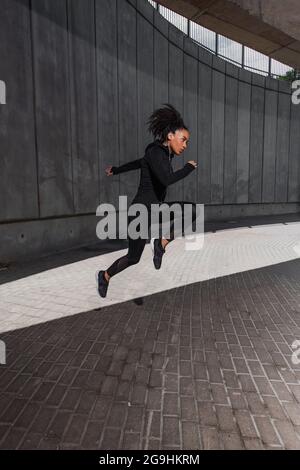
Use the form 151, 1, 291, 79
105, 165, 114, 176
188, 160, 197, 168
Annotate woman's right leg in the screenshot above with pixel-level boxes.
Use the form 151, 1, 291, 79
96, 214, 147, 297
104, 213, 147, 279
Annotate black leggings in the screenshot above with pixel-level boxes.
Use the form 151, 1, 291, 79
106, 201, 198, 278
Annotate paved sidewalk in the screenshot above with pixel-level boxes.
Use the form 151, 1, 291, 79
1, 215, 300, 333
1, 215, 300, 449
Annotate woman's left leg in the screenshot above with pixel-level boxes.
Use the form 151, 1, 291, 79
151, 201, 198, 269
160, 200, 198, 244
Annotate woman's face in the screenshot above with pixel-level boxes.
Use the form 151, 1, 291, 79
168, 129, 190, 156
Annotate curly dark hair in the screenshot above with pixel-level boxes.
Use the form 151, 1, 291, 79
147, 103, 188, 142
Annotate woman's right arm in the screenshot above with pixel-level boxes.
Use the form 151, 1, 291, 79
108, 158, 142, 176
105, 159, 142, 176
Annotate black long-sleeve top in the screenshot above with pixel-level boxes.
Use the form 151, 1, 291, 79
111, 140, 195, 206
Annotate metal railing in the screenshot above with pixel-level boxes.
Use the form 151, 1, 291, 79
148, 0, 294, 79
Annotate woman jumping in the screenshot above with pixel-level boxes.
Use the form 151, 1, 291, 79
96, 104, 197, 298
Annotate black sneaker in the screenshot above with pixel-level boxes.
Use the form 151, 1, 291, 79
151, 238, 165, 270
95, 270, 109, 298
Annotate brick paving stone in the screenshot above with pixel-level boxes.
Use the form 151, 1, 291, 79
223, 370, 240, 389
263, 396, 288, 420
148, 411, 161, 439
147, 438, 161, 450
289, 384, 300, 403
46, 384, 67, 407
0, 398, 28, 424
180, 377, 194, 396
180, 396, 197, 421
1, 428, 26, 450
182, 422, 201, 449
238, 374, 257, 393
244, 438, 264, 450
228, 390, 248, 410
246, 361, 264, 376
162, 417, 180, 447
164, 393, 179, 416
193, 363, 208, 380
274, 420, 300, 450
121, 433, 141, 450
200, 427, 222, 450
146, 389, 162, 410
101, 428, 121, 450
60, 388, 82, 411
81, 421, 102, 449
283, 403, 300, 426
221, 432, 244, 450
198, 402, 218, 426
164, 374, 179, 392
235, 410, 258, 438
19, 432, 42, 450
271, 382, 295, 402
37, 438, 60, 450
254, 416, 282, 447
29, 407, 55, 435
211, 384, 229, 405
0, 425, 10, 443
125, 406, 144, 433
107, 403, 127, 428
263, 364, 282, 381
46, 411, 71, 440
254, 377, 275, 396
150, 370, 163, 388
216, 405, 237, 432
63, 415, 88, 444
101, 376, 119, 396
86, 370, 105, 392
72, 370, 90, 388
195, 381, 211, 401
135, 367, 150, 385
15, 402, 40, 429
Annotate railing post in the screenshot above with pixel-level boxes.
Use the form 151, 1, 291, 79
0, 80, 6, 105
242, 45, 245, 69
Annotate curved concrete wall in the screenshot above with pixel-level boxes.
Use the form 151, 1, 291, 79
0, 0, 299, 263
